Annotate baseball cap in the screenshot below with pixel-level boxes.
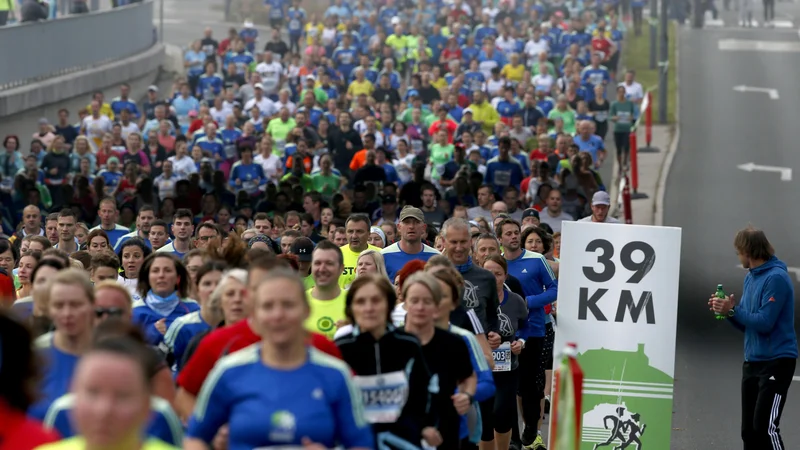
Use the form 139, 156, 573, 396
305, 75, 316, 81
147, 85, 159, 92
592, 191, 611, 206
522, 208, 540, 220
463, 108, 474, 115
381, 194, 397, 204
38, 118, 49, 125
399, 206, 425, 222
254, 82, 264, 90
291, 237, 315, 262
107, 156, 120, 165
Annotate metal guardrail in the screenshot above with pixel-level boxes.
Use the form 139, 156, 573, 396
0, 0, 155, 90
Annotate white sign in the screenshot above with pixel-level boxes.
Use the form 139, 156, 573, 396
553, 222, 682, 450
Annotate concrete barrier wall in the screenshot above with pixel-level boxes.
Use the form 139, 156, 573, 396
0, 1, 155, 89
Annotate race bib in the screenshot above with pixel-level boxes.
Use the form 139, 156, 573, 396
225, 143, 237, 159
353, 371, 410, 423
494, 170, 511, 187
492, 342, 511, 372
243, 180, 256, 192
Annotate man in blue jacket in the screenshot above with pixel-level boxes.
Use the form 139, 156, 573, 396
710, 227, 798, 450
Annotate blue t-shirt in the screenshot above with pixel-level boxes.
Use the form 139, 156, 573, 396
381, 242, 441, 280
186, 345, 374, 450
505, 250, 558, 338
90, 224, 130, 248
485, 158, 524, 195
163, 310, 211, 372
43, 394, 184, 446
28, 333, 80, 421
573, 134, 606, 163
132, 298, 200, 346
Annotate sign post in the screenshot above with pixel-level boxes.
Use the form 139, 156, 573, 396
550, 222, 682, 450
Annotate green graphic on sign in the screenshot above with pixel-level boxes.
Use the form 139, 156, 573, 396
577, 344, 673, 450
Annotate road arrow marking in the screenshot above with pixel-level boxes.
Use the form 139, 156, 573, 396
719, 39, 800, 52
733, 85, 779, 99
737, 162, 792, 181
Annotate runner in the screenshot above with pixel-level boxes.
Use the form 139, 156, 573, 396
305, 240, 348, 339
336, 274, 443, 450
382, 206, 441, 280
402, 272, 477, 450
183, 269, 373, 450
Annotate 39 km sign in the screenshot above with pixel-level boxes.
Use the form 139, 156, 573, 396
553, 222, 682, 450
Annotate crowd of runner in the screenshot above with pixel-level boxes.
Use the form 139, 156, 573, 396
0, 0, 647, 449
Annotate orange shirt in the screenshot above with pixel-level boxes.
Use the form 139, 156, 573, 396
349, 149, 368, 171
286, 154, 313, 173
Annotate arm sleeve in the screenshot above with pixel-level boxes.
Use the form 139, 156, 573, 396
333, 370, 375, 449
525, 259, 559, 309
452, 336, 476, 382
176, 338, 215, 395
405, 342, 437, 429
185, 366, 233, 444
732, 274, 792, 334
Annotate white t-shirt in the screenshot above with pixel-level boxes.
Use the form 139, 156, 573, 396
524, 39, 550, 60
167, 155, 197, 179
531, 73, 555, 93
496, 36, 517, 56
275, 100, 296, 115
210, 106, 232, 124
119, 122, 140, 141
244, 96, 278, 118
620, 81, 645, 103
393, 154, 416, 184
254, 153, 282, 183
82, 115, 113, 150
255, 61, 284, 95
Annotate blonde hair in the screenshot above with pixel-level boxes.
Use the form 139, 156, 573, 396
47, 268, 95, 305
357, 249, 388, 279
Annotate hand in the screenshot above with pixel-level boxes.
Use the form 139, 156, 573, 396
301, 437, 328, 450
511, 340, 523, 355
49, 168, 58, 175
235, 178, 242, 186
487, 331, 501, 349
212, 424, 229, 450
708, 293, 736, 315
254, 177, 261, 184
335, 319, 349, 329
345, 141, 352, 150
451, 392, 472, 415
155, 318, 167, 335
422, 427, 443, 447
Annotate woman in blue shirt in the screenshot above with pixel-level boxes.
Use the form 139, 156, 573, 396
132, 253, 200, 346
184, 269, 374, 450
28, 269, 97, 421
184, 40, 207, 95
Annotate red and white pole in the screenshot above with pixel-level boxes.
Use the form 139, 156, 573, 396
629, 131, 639, 194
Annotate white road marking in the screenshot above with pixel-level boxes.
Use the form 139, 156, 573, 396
719, 38, 800, 51
732, 85, 779, 99
737, 162, 792, 181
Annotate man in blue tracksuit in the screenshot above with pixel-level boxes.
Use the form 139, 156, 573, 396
710, 227, 798, 450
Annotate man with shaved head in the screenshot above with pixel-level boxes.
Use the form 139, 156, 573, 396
10, 205, 43, 249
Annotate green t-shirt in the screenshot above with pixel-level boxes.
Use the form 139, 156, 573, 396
311, 173, 341, 198
531, 61, 556, 76
430, 143, 454, 166
266, 118, 297, 141
303, 273, 315, 290
548, 108, 577, 135
610, 100, 636, 133
281, 172, 314, 191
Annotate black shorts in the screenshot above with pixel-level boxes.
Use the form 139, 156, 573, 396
607, 51, 621, 72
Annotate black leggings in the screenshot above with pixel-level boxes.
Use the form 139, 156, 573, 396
614, 131, 631, 158
517, 337, 544, 440
493, 370, 519, 434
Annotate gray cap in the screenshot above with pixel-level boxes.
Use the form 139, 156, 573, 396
399, 206, 425, 222
592, 191, 611, 206
38, 118, 49, 125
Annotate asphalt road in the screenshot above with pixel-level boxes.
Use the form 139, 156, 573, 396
664, 23, 800, 449
154, 0, 275, 48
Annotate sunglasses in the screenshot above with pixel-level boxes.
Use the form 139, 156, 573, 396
95, 307, 124, 318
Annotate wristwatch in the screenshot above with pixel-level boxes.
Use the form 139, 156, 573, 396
728, 307, 736, 318
465, 392, 475, 404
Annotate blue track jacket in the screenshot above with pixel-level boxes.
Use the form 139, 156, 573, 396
729, 256, 799, 362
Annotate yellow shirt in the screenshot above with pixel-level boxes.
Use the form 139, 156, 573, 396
339, 244, 382, 289
304, 23, 323, 45
347, 79, 374, 98
35, 437, 178, 450
85, 102, 114, 120
501, 64, 526, 83
304, 287, 348, 339
431, 77, 448, 91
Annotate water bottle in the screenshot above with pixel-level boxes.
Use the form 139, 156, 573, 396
714, 284, 726, 320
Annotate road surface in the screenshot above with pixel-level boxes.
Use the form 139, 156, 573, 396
665, 18, 800, 450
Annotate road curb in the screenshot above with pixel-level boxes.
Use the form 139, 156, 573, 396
653, 27, 680, 227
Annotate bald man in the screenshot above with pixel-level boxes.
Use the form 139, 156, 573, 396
9, 205, 43, 249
